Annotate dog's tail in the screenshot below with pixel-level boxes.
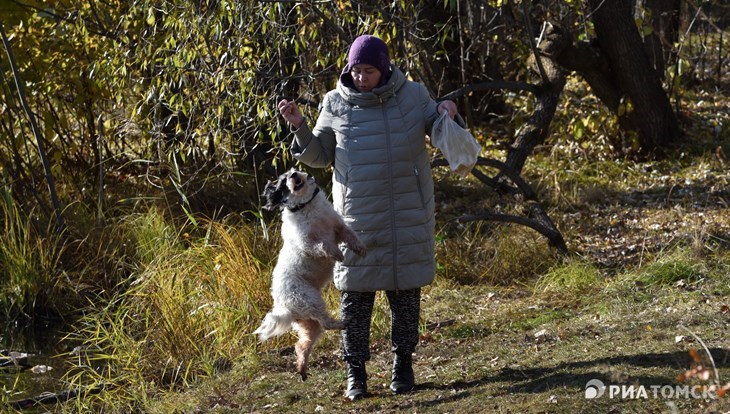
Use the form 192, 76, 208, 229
253, 308, 293, 341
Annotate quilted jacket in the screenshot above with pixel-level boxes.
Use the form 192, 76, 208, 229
291, 64, 440, 292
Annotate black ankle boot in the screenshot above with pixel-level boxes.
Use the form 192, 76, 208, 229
345, 361, 368, 401
390, 354, 415, 394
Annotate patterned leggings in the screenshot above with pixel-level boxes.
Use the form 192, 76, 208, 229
340, 288, 421, 363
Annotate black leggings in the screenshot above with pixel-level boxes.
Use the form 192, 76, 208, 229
340, 288, 421, 362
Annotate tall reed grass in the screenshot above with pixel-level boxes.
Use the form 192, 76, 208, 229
63, 208, 289, 410
0, 187, 63, 321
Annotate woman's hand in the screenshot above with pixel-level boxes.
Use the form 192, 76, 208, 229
437, 100, 458, 119
277, 99, 304, 129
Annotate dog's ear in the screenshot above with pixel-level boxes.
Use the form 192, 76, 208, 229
262, 180, 275, 197
262, 177, 288, 210
262, 180, 279, 210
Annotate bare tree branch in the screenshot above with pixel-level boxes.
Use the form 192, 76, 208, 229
458, 211, 567, 253
440, 80, 540, 101
0, 20, 65, 233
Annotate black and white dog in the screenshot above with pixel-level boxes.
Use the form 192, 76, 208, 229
255, 168, 366, 380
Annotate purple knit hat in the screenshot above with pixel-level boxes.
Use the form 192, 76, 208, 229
346, 35, 391, 76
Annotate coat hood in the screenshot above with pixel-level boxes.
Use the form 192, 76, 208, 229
337, 63, 405, 107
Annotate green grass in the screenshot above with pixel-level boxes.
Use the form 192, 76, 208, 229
535, 260, 603, 293
636, 248, 708, 286
56, 212, 283, 412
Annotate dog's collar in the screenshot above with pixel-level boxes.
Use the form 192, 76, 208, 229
286, 187, 320, 213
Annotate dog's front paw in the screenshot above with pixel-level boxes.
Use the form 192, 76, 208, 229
321, 241, 345, 261
350, 241, 367, 257
332, 249, 345, 262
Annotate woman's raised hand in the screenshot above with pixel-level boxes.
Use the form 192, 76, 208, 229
437, 100, 458, 119
277, 99, 304, 129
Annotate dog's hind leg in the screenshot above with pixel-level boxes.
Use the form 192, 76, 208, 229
292, 319, 323, 381
305, 302, 345, 330
318, 313, 345, 330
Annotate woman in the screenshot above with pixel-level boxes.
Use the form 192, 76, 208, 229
277, 34, 458, 400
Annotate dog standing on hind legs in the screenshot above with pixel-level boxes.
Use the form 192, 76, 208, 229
254, 168, 366, 380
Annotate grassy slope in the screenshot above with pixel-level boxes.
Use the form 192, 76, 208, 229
146, 277, 730, 413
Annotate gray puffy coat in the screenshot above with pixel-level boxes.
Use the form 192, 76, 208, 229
291, 64, 440, 292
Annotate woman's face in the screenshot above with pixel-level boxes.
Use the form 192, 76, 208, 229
350, 64, 382, 92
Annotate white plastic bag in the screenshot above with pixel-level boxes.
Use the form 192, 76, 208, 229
431, 112, 481, 178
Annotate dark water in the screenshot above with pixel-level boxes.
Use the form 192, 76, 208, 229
1, 319, 72, 403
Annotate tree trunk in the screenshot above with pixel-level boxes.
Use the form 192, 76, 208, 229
505, 23, 567, 174
588, 0, 680, 152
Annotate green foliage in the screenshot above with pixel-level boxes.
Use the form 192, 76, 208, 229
0, 1, 423, 216
124, 207, 183, 265
2, 0, 726, 212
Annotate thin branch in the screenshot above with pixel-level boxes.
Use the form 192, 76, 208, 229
432, 156, 567, 254
0, 20, 65, 232
521, 1, 549, 84
439, 80, 540, 101
678, 324, 721, 384
96, 109, 105, 223
432, 157, 538, 199
307, 3, 349, 43
10, 0, 118, 40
